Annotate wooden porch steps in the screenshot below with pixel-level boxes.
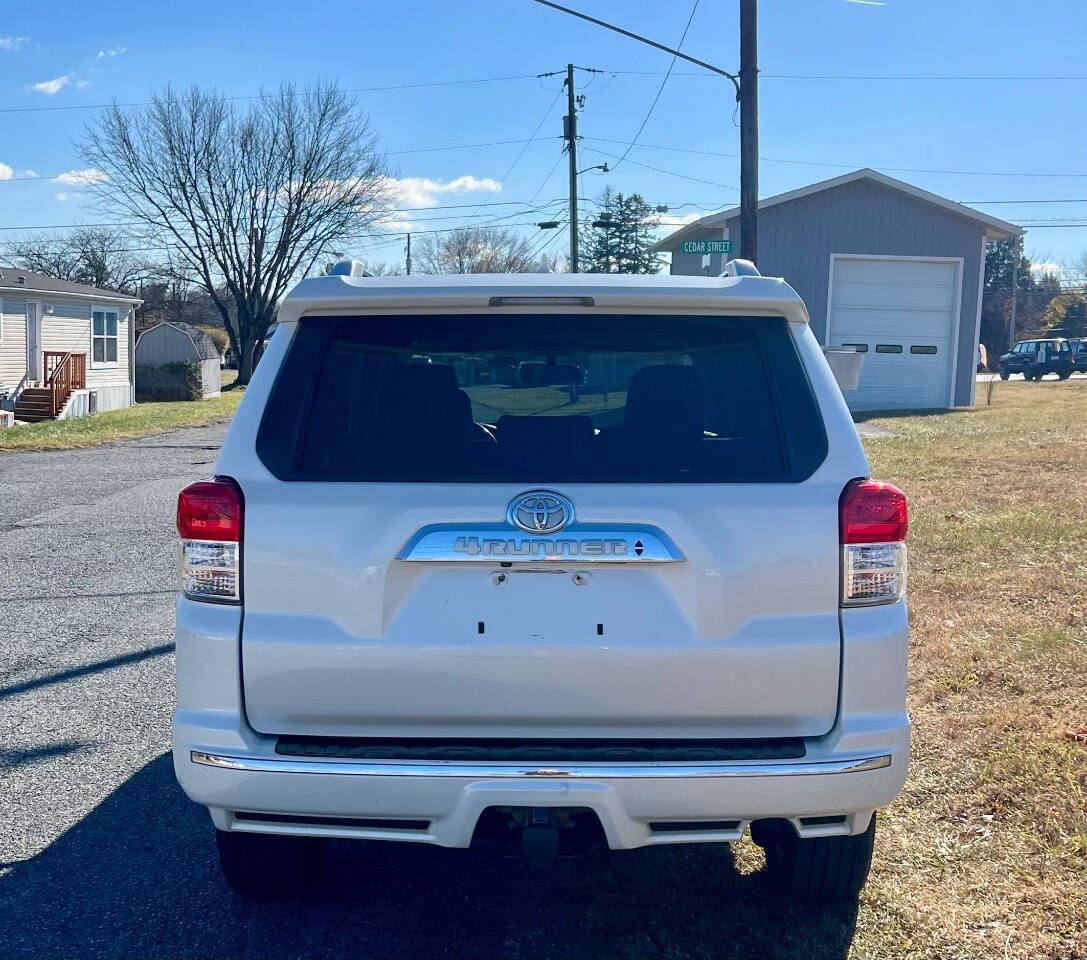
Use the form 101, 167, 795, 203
13, 387, 59, 423
12, 351, 87, 421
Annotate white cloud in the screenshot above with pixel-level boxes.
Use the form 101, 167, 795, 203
657, 212, 704, 230
0, 163, 12, 181
76, 79, 90, 89
383, 174, 501, 211
55, 192, 70, 202
0, 36, 30, 51
95, 47, 125, 60
53, 167, 108, 187
1031, 261, 1063, 279
33, 74, 70, 94
20, 168, 38, 178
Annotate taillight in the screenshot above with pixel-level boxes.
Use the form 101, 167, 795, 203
839, 479, 907, 606
177, 478, 242, 603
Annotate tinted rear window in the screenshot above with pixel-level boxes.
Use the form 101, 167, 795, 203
257, 314, 827, 483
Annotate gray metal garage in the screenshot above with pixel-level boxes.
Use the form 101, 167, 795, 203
652, 169, 1022, 411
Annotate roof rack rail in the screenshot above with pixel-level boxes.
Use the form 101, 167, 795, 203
724, 259, 760, 277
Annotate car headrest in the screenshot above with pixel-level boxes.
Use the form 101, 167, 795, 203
496, 415, 595, 457
379, 363, 472, 436
624, 365, 704, 438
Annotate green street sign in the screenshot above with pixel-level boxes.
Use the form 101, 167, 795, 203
681, 239, 732, 255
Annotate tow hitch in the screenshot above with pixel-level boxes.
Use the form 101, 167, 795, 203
471, 806, 606, 859
522, 808, 560, 860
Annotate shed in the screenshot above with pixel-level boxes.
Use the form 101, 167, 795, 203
652, 169, 1023, 411
135, 321, 222, 400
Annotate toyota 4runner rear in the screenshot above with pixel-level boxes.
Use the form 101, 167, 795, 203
172, 269, 910, 903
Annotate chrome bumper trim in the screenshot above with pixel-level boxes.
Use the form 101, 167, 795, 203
191, 750, 891, 779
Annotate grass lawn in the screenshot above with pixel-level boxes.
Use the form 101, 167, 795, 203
0, 390, 242, 452
844, 378, 1087, 959
558, 379, 1086, 960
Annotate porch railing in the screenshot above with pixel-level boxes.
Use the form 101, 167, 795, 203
44, 351, 87, 417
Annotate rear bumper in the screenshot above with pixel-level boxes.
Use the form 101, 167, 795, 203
173, 724, 908, 849
173, 596, 910, 849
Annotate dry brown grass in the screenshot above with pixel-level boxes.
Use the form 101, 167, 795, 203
854, 378, 1087, 959
495, 380, 1085, 960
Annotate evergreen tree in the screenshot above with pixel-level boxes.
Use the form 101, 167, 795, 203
615, 193, 664, 274
580, 187, 620, 273
580, 189, 664, 274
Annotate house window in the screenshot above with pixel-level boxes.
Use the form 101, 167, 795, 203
875, 344, 903, 354
910, 345, 938, 354
92, 309, 119, 366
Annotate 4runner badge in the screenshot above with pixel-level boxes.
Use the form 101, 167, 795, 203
396, 491, 684, 565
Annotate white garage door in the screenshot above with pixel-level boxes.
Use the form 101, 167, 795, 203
826, 256, 960, 411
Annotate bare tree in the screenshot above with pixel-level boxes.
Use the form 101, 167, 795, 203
416, 226, 539, 274
5, 227, 147, 292
81, 83, 390, 383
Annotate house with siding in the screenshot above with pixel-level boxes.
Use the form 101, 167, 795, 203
651, 169, 1022, 412
0, 268, 141, 422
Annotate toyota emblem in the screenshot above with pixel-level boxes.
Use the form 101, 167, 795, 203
508, 491, 575, 535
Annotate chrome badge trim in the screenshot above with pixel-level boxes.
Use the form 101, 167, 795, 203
398, 490, 683, 563
397, 523, 684, 563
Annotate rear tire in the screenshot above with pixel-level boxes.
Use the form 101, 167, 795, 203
754, 814, 876, 902
999, 369, 1010, 380
215, 829, 328, 899
1058, 370, 1071, 380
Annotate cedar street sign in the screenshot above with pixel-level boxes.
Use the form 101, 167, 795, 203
680, 239, 732, 255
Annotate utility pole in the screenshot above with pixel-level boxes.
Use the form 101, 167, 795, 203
405, 232, 412, 275
532, 1, 755, 268
739, 0, 758, 264
1009, 237, 1020, 345
564, 63, 579, 273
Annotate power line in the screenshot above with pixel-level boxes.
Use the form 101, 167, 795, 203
581, 145, 739, 189
0, 220, 570, 260
0, 139, 566, 185
460, 89, 565, 226
581, 137, 1087, 180
0, 74, 552, 116
607, 0, 699, 174
528, 152, 567, 203
596, 69, 1087, 82
4, 69, 1081, 120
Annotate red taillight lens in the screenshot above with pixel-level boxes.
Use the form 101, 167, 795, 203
177, 479, 242, 603
840, 479, 908, 544
177, 480, 242, 542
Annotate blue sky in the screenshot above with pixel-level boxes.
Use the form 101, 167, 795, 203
2, 0, 1086, 273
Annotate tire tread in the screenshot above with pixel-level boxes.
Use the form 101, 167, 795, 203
762, 814, 876, 902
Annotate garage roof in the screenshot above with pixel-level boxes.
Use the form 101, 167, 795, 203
141, 320, 222, 360
650, 168, 1024, 252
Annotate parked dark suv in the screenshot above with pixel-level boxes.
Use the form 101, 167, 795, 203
998, 339, 1073, 380
1068, 338, 1087, 374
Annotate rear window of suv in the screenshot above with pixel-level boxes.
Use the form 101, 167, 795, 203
256, 313, 827, 483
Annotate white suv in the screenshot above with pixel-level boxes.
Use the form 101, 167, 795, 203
173, 269, 909, 902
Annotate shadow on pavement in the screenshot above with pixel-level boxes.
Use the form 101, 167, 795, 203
0, 754, 860, 960
0, 643, 175, 701
0, 740, 89, 771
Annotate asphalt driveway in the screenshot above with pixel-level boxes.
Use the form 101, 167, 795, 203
0, 423, 859, 960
